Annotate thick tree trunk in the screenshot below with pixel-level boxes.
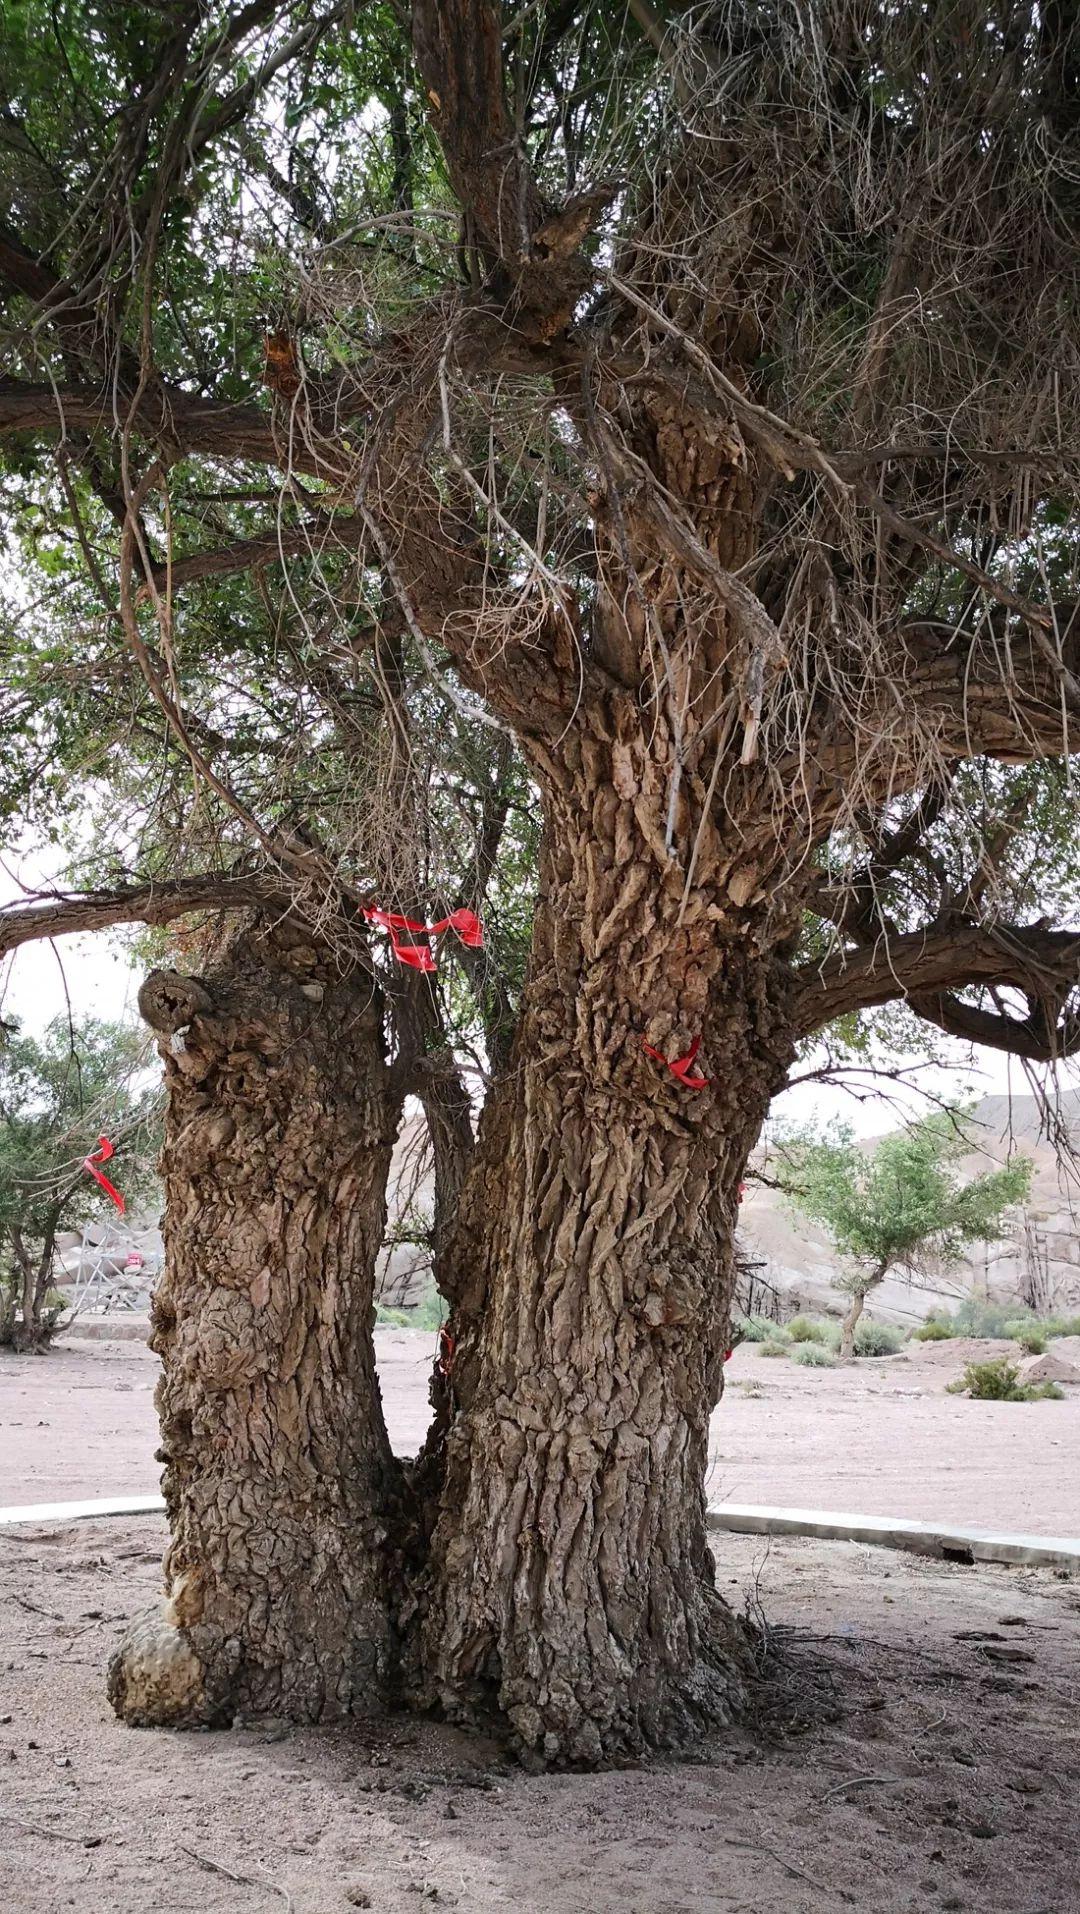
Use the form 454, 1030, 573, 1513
108, 917, 403, 1729
416, 775, 796, 1761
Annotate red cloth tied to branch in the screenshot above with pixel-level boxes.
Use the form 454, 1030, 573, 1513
83, 1135, 126, 1214
641, 1034, 710, 1091
363, 906, 483, 973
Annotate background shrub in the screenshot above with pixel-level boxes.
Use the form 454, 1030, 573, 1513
950, 1355, 1064, 1402
853, 1320, 904, 1357
735, 1314, 785, 1343
758, 1338, 791, 1358
952, 1298, 1036, 1339
791, 1343, 837, 1368
786, 1315, 827, 1343
910, 1318, 954, 1341
1014, 1327, 1048, 1355
375, 1287, 444, 1331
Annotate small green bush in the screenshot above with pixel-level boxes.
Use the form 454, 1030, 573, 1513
791, 1342, 837, 1368
375, 1287, 445, 1332
758, 1338, 791, 1358
1015, 1328, 1048, 1356
950, 1355, 1065, 1402
853, 1319, 904, 1357
1046, 1314, 1080, 1339
910, 1318, 954, 1341
786, 1315, 826, 1343
736, 1314, 785, 1343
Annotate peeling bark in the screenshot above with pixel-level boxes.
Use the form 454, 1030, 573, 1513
108, 917, 403, 1728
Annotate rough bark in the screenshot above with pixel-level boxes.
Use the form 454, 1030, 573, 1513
108, 916, 403, 1728
415, 759, 796, 1761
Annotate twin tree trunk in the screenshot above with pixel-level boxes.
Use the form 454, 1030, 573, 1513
108, 917, 402, 1727
108, 818, 794, 1758
108, 373, 799, 1759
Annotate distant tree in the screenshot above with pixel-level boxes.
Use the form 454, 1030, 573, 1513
0, 1017, 158, 1350
777, 1113, 1032, 1358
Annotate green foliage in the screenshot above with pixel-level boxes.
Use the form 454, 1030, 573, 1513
949, 1356, 1065, 1402
1046, 1315, 1080, 1339
0, 1015, 159, 1346
735, 1314, 786, 1344
791, 1342, 836, 1368
758, 1339, 791, 1358
1007, 1324, 1047, 1355
910, 1318, 954, 1340
775, 1112, 1032, 1305
952, 1298, 1035, 1339
786, 1315, 827, 1343
375, 1287, 445, 1333
852, 1320, 904, 1357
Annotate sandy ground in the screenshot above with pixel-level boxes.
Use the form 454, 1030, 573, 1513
2, 1328, 1079, 1535
2, 1333, 1080, 1910
1, 1516, 1078, 1913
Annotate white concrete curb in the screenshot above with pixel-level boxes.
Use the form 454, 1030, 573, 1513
707, 1502, 1080, 1572
0, 1494, 165, 1527
1, 1494, 1076, 1574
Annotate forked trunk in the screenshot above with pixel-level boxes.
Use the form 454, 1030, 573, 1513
417, 782, 795, 1762
108, 918, 403, 1728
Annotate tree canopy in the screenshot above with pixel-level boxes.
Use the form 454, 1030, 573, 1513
0, 0, 1077, 1071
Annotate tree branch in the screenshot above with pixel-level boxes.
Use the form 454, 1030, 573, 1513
0, 874, 290, 958
907, 988, 1080, 1062
793, 919, 1080, 1059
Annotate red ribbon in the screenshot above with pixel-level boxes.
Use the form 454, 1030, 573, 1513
436, 1325, 456, 1376
83, 1135, 126, 1215
363, 906, 483, 973
642, 1034, 710, 1091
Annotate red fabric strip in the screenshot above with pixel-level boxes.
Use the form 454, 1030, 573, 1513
363, 906, 483, 972
642, 1034, 710, 1091
83, 1136, 126, 1215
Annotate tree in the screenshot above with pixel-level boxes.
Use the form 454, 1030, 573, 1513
0, 1015, 157, 1350
0, 0, 1078, 1759
776, 1114, 1033, 1357
107, 918, 405, 1727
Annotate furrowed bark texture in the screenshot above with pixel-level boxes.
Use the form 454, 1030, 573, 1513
108, 918, 402, 1728
418, 771, 796, 1761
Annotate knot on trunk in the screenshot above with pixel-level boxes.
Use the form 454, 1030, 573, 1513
106, 1600, 216, 1728
138, 968, 215, 1037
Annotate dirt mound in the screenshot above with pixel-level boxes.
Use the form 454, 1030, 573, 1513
911, 1336, 1016, 1366
1019, 1351, 1080, 1385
